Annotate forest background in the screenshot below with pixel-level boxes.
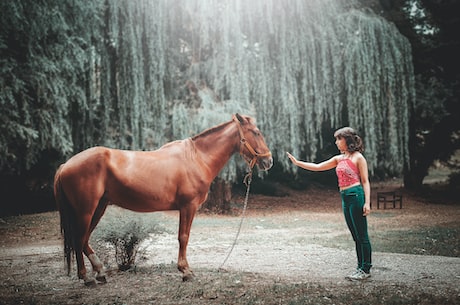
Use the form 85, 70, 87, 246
0, 0, 458, 215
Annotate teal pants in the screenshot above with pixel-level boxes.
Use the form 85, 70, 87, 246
340, 185, 372, 273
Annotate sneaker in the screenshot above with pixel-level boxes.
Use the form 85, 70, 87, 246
345, 269, 360, 280
347, 269, 371, 281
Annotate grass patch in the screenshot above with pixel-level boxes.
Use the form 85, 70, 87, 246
375, 224, 460, 257
321, 223, 460, 257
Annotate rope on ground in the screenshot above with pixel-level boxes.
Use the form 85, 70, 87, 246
218, 171, 252, 271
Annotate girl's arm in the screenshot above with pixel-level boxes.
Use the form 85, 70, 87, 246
356, 153, 371, 216
286, 152, 338, 171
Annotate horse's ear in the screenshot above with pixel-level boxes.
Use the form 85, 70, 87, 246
235, 113, 245, 124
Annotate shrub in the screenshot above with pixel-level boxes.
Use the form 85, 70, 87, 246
93, 211, 164, 271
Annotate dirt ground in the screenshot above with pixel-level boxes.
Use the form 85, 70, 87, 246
0, 183, 459, 304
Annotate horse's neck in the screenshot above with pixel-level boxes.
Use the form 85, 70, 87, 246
192, 123, 239, 178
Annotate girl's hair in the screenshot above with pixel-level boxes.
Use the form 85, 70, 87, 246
334, 127, 364, 153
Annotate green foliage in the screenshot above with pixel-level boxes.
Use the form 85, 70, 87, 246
171, 83, 256, 180
1, 0, 415, 183
412, 75, 458, 163
0, 0, 102, 173
164, 0, 414, 178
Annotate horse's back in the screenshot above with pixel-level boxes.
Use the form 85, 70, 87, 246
57, 143, 209, 212
58, 147, 111, 179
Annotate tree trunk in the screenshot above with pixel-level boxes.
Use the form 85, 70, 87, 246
202, 178, 232, 214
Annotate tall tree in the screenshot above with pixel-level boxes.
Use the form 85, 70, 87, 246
163, 0, 414, 179
370, 0, 460, 188
0, 0, 104, 214
1, 0, 416, 214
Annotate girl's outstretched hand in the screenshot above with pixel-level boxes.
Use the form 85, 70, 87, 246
286, 152, 297, 164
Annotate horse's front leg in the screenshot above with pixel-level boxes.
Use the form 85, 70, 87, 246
178, 206, 197, 281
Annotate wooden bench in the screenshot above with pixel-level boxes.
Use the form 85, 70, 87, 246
377, 191, 403, 209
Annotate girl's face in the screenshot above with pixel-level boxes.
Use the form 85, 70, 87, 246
335, 137, 347, 153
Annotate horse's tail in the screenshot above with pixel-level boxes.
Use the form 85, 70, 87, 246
54, 165, 76, 275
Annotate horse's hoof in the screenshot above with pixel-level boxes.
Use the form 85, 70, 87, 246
84, 278, 97, 287
182, 271, 194, 282
96, 275, 107, 284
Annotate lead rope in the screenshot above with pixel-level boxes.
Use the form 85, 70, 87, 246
218, 171, 252, 271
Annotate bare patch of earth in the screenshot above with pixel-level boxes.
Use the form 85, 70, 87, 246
0, 185, 459, 304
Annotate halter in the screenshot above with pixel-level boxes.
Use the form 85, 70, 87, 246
233, 115, 272, 169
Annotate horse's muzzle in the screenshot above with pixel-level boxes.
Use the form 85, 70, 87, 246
258, 156, 273, 171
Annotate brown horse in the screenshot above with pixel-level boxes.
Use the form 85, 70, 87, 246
54, 113, 272, 285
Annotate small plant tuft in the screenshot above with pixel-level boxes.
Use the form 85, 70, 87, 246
93, 212, 164, 271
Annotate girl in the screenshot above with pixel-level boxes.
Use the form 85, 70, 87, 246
286, 127, 372, 280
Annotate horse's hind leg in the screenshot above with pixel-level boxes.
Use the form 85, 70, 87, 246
85, 250, 106, 284
84, 199, 109, 283
75, 214, 97, 286
75, 199, 108, 286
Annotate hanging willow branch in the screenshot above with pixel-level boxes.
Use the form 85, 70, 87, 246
161, 0, 414, 178
1, 0, 414, 181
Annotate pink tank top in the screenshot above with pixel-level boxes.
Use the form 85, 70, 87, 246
336, 158, 360, 188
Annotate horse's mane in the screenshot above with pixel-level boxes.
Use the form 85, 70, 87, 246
190, 120, 233, 141
158, 121, 233, 161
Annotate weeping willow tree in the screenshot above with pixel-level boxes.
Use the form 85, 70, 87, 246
161, 0, 414, 179
112, 0, 413, 210
95, 0, 412, 186
83, 0, 169, 151
0, 0, 414, 213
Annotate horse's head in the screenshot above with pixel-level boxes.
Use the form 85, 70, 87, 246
233, 113, 273, 171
